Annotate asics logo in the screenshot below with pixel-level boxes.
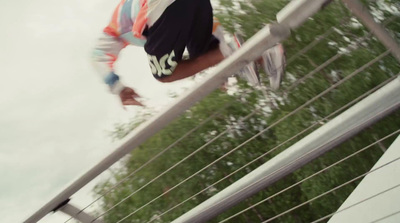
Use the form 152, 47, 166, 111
148, 51, 178, 77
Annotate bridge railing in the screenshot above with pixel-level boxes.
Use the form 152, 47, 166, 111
24, 0, 400, 222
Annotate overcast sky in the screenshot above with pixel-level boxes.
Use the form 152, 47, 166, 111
0, 0, 196, 222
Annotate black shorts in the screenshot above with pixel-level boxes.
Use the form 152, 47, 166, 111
143, 0, 219, 79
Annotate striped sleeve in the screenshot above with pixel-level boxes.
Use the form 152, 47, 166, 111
91, 33, 127, 94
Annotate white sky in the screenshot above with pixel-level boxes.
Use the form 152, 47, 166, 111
0, 0, 195, 222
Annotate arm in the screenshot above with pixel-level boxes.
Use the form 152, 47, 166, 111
91, 33, 143, 106
92, 32, 126, 94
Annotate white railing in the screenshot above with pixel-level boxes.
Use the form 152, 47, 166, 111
24, 0, 400, 222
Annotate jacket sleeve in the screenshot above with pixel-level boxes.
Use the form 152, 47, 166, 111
91, 32, 128, 94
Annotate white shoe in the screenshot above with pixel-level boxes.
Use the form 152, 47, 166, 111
232, 33, 260, 86
212, 19, 260, 86
261, 43, 286, 90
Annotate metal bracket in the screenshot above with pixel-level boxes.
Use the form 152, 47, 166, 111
59, 203, 104, 223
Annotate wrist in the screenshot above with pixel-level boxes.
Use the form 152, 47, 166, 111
104, 72, 125, 94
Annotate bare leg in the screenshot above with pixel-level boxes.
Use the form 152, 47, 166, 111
157, 47, 224, 83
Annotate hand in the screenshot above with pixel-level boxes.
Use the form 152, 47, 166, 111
119, 87, 143, 106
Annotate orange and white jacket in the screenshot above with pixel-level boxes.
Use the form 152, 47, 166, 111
92, 0, 175, 94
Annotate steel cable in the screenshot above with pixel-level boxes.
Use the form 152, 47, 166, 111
370, 210, 400, 223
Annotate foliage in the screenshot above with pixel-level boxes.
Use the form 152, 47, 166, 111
93, 1, 400, 222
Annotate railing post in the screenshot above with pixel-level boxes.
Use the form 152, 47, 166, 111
342, 0, 400, 63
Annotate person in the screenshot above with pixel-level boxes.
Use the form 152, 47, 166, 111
92, 0, 285, 107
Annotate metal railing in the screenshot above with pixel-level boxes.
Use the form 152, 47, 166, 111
24, 0, 400, 222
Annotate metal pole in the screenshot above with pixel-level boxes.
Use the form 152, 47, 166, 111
342, 0, 400, 63
59, 203, 104, 223
171, 76, 400, 223
24, 24, 290, 223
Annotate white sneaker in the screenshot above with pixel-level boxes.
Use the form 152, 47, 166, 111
213, 23, 260, 85
261, 43, 286, 90
232, 33, 260, 86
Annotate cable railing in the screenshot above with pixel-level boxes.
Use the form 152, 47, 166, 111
24, 0, 400, 223
101, 50, 392, 222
